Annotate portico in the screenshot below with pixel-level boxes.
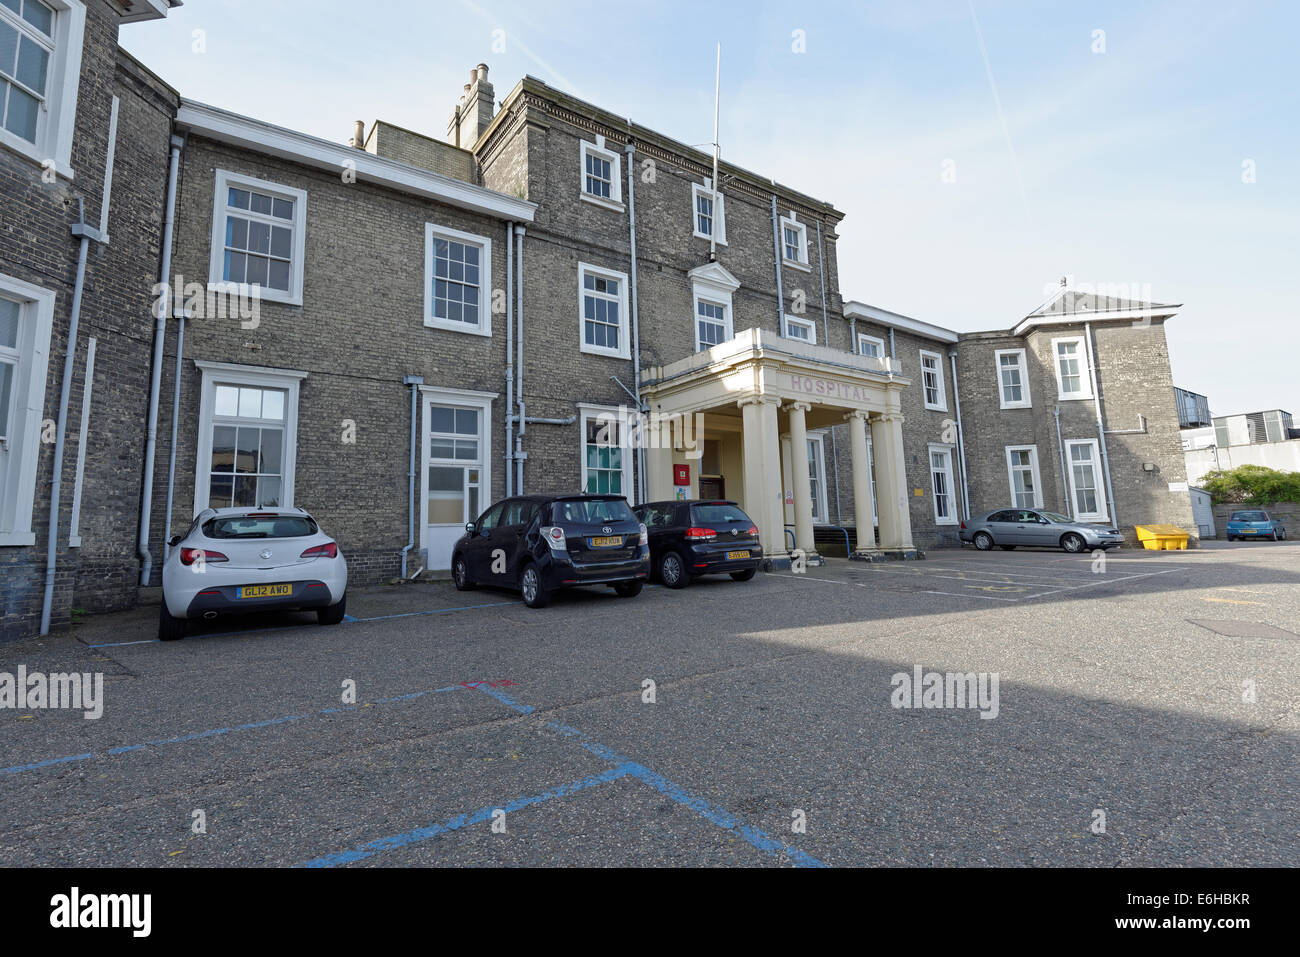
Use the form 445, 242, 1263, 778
639, 328, 918, 564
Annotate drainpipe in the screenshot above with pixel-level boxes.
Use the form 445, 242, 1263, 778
41, 99, 120, 634
1084, 321, 1119, 527
159, 139, 188, 564
504, 220, 514, 497
770, 194, 784, 327
400, 375, 422, 578
814, 218, 840, 521
515, 226, 525, 492
949, 351, 971, 521
1053, 405, 1070, 517
889, 328, 896, 361
139, 133, 183, 586
625, 139, 646, 502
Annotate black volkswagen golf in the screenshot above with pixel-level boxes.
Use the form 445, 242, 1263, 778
451, 494, 649, 608
633, 499, 762, 588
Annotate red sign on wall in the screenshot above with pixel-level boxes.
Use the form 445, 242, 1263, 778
673, 464, 690, 486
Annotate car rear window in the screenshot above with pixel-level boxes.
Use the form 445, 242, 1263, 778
550, 498, 636, 525
1231, 511, 1268, 522
691, 504, 752, 525
203, 515, 318, 539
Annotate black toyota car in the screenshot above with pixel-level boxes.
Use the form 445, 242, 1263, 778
450, 494, 649, 608
633, 499, 762, 588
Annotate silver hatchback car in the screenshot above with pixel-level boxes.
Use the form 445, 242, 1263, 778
960, 508, 1123, 553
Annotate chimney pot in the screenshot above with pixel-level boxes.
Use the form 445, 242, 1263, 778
350, 119, 365, 149
476, 63, 489, 82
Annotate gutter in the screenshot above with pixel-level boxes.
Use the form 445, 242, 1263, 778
42, 99, 120, 634
626, 139, 647, 502
139, 132, 182, 586
1084, 321, 1120, 527
770, 194, 785, 329
400, 375, 422, 578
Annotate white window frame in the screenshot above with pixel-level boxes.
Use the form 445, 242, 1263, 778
806, 431, 829, 524
424, 222, 492, 337
1052, 336, 1092, 400
578, 404, 636, 503
1004, 444, 1043, 509
856, 333, 885, 359
192, 361, 306, 516
691, 180, 726, 244
779, 212, 810, 270
1064, 438, 1108, 522
693, 292, 732, 353
208, 169, 308, 307
578, 261, 630, 359
0, 272, 54, 546
919, 349, 947, 411
995, 347, 1031, 409
421, 386, 495, 536
928, 443, 958, 525
782, 314, 817, 344
0, 0, 84, 180
579, 135, 623, 211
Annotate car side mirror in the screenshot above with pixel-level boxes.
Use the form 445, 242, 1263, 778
464, 522, 475, 535
168, 535, 183, 547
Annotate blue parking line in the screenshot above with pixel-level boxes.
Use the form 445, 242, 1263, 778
85, 599, 519, 648
469, 682, 535, 715
296, 763, 636, 867
0, 683, 467, 778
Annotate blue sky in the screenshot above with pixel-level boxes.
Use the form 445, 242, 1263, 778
121, 0, 1299, 417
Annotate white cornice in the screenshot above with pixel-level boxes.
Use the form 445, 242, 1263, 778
843, 301, 960, 344
176, 100, 537, 223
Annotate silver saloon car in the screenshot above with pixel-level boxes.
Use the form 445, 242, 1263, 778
960, 508, 1123, 553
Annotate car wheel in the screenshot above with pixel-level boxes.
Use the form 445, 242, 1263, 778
973, 532, 994, 551
158, 602, 187, 642
520, 564, 550, 608
999, 545, 1016, 551
1061, 532, 1086, 553
730, 568, 757, 582
659, 551, 689, 589
613, 580, 643, 598
317, 593, 347, 625
1270, 531, 1279, 541
1281, 529, 1287, 541
452, 554, 475, 591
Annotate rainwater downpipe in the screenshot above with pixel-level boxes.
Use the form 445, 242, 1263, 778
770, 194, 784, 328
504, 220, 515, 497
139, 132, 182, 586
1084, 321, 1119, 527
626, 139, 647, 502
1053, 405, 1070, 517
160, 133, 189, 565
515, 225, 525, 493
949, 351, 971, 520
41, 98, 119, 634
815, 219, 840, 522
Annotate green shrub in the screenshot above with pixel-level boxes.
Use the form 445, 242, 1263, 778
1201, 465, 1300, 505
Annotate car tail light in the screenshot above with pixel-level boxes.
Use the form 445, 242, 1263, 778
685, 527, 717, 541
960, 520, 966, 530
639, 522, 648, 546
540, 526, 567, 553
300, 542, 338, 559
180, 547, 227, 565
746, 525, 759, 537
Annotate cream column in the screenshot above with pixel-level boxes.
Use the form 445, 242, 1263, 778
871, 411, 914, 550
785, 402, 816, 555
780, 432, 794, 526
740, 396, 785, 557
645, 413, 675, 503
845, 410, 877, 551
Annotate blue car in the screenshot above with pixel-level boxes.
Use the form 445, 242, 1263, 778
1225, 509, 1286, 542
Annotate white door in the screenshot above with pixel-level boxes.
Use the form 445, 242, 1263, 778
1065, 439, 1107, 521
424, 401, 486, 571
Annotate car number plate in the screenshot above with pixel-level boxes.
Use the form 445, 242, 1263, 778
589, 536, 623, 548
726, 550, 750, 560
1245, 529, 1258, 534
237, 583, 292, 599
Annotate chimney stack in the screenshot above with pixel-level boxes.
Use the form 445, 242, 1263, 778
349, 120, 366, 149
447, 64, 495, 151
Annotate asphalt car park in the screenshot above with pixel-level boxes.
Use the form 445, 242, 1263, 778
1, 540, 1296, 866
